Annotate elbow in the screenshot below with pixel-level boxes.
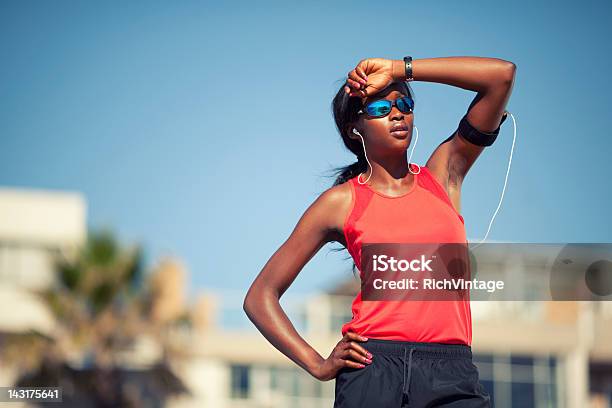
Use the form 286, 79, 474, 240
243, 297, 257, 322
500, 62, 516, 85
243, 288, 256, 317
243, 284, 281, 325
243, 284, 270, 317
484, 61, 516, 91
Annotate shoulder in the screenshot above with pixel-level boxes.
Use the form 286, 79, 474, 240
420, 164, 462, 214
421, 162, 450, 194
315, 179, 354, 236
322, 178, 353, 202
318, 178, 354, 214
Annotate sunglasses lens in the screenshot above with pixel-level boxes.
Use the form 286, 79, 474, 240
397, 97, 414, 113
366, 100, 391, 117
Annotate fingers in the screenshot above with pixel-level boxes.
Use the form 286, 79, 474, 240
345, 331, 368, 342
357, 66, 368, 83
345, 86, 366, 98
347, 77, 363, 90
346, 346, 372, 364
338, 346, 372, 369
345, 67, 368, 96
345, 82, 367, 98
342, 332, 373, 366
348, 69, 367, 88
329, 332, 374, 372
342, 358, 367, 369
345, 85, 363, 98
346, 341, 372, 361
345, 79, 365, 97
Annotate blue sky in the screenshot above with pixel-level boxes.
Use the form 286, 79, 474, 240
2, 1, 611, 309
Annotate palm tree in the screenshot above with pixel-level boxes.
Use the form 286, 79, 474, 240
15, 229, 188, 407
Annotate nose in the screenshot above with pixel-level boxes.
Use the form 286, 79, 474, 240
390, 106, 404, 121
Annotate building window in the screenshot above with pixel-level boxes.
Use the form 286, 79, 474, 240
473, 353, 558, 408
329, 297, 354, 333
230, 364, 250, 399
267, 364, 334, 402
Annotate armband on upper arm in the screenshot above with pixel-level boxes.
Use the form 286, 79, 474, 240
457, 110, 509, 147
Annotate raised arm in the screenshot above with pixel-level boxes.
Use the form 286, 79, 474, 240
416, 57, 516, 205
344, 57, 515, 193
343, 56, 515, 213
243, 184, 371, 381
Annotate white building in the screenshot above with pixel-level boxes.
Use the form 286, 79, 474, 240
0, 187, 87, 386
3, 188, 610, 407
168, 244, 612, 408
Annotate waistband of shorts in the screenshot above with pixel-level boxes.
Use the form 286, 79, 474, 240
362, 338, 472, 359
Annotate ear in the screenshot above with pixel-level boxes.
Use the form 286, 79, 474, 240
347, 124, 360, 141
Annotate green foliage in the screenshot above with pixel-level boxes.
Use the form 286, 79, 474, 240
52, 229, 144, 319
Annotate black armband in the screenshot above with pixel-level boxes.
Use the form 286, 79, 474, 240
457, 111, 509, 147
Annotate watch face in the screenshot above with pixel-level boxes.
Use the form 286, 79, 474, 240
404, 57, 413, 79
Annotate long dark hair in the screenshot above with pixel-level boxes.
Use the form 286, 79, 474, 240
327, 78, 416, 187
323, 77, 416, 278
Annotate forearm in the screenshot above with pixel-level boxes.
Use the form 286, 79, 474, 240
244, 288, 324, 378
392, 57, 515, 92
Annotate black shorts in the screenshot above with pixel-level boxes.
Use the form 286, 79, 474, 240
334, 339, 492, 407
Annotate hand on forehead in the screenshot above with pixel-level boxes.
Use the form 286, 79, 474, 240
363, 83, 408, 105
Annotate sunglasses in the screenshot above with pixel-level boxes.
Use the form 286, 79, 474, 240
357, 96, 415, 118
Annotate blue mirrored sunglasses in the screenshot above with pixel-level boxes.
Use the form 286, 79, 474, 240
357, 96, 415, 118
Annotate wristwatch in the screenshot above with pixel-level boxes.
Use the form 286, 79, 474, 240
403, 56, 413, 82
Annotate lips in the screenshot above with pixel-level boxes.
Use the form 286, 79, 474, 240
390, 124, 409, 133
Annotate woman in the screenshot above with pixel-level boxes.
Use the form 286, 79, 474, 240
244, 56, 515, 407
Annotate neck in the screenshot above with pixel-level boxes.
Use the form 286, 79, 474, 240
362, 155, 413, 186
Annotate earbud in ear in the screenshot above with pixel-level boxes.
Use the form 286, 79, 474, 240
352, 128, 361, 136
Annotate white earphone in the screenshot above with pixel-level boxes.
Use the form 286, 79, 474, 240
353, 126, 420, 186
470, 111, 516, 249
351, 111, 517, 249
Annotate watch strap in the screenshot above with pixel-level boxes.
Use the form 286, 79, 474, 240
403, 56, 413, 82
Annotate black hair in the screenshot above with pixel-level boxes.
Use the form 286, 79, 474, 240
327, 78, 415, 186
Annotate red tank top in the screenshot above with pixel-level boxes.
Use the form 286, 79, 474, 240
341, 163, 472, 345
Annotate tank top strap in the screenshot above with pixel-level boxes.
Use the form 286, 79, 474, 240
418, 166, 465, 225
348, 176, 375, 224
